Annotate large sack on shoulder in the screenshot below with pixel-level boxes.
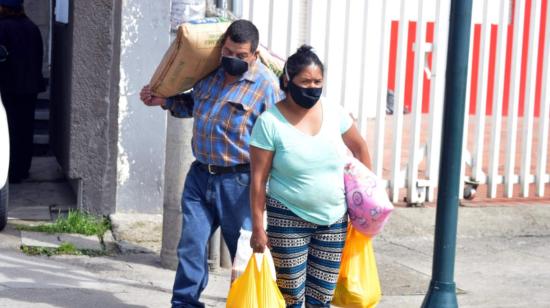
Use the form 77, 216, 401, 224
149, 18, 230, 98
257, 45, 284, 77
150, 18, 285, 98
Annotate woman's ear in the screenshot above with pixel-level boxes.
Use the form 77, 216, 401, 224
283, 75, 289, 89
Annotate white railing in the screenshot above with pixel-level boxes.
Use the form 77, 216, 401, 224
241, 0, 549, 204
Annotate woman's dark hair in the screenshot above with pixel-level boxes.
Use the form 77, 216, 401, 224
220, 19, 259, 53
280, 45, 324, 91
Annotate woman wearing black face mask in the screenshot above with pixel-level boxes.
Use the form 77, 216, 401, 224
248, 45, 372, 308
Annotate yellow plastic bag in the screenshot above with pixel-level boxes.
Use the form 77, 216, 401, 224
332, 226, 382, 308
226, 253, 285, 308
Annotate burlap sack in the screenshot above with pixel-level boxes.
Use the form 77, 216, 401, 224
149, 20, 285, 98
149, 21, 231, 98
258, 46, 284, 77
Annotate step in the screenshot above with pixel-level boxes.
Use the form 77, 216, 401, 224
33, 125, 50, 155
34, 121, 49, 131
36, 98, 49, 108
33, 134, 49, 145
34, 109, 49, 121
35, 98, 50, 121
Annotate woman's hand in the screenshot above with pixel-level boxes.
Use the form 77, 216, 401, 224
140, 85, 167, 107
250, 229, 270, 253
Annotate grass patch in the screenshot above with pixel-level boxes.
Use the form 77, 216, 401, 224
16, 210, 111, 237
21, 242, 79, 256
21, 242, 107, 257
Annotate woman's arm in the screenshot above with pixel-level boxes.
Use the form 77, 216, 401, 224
249, 145, 275, 253
342, 123, 373, 169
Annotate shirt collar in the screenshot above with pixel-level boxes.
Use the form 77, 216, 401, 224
242, 59, 260, 82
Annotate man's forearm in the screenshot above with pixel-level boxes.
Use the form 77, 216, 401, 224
163, 92, 194, 118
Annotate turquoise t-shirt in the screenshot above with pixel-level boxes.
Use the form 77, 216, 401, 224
250, 101, 353, 225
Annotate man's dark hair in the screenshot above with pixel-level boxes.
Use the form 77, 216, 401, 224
280, 45, 324, 91
221, 19, 259, 53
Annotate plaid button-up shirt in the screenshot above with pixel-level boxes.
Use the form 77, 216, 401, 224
164, 60, 283, 166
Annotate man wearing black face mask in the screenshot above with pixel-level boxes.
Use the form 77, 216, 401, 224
140, 19, 282, 308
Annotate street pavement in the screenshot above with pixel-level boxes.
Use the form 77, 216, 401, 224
1, 204, 550, 307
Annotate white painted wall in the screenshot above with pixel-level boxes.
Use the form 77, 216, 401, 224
117, 0, 171, 214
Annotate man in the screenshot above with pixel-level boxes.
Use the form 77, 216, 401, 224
0, 0, 45, 183
140, 20, 282, 307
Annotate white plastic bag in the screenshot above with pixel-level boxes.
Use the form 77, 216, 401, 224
231, 229, 276, 283
170, 0, 206, 31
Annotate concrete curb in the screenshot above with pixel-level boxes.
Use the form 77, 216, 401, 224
109, 213, 162, 254
20, 231, 103, 250
380, 205, 550, 240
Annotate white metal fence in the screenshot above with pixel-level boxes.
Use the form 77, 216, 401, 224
243, 0, 550, 204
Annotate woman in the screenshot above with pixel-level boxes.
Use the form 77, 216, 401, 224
249, 45, 371, 307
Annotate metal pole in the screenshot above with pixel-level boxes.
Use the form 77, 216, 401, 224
421, 0, 473, 307
160, 118, 194, 270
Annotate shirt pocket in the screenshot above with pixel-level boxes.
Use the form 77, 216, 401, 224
223, 101, 252, 135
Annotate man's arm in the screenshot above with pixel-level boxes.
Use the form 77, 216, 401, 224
163, 92, 194, 118
261, 81, 284, 112
139, 85, 194, 118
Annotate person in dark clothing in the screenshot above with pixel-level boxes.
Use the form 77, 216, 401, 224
0, 0, 45, 183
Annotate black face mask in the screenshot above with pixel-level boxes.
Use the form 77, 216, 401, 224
288, 81, 322, 109
221, 56, 249, 76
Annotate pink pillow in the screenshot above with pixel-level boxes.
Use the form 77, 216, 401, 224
344, 158, 394, 238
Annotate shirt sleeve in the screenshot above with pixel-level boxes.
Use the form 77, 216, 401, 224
163, 91, 194, 118
250, 113, 275, 151
340, 106, 354, 134
261, 80, 284, 112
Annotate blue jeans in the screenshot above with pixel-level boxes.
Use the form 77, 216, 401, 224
171, 161, 252, 308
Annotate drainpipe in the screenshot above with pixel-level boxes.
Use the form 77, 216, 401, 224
160, 119, 194, 269
231, 0, 243, 18
421, 0, 473, 307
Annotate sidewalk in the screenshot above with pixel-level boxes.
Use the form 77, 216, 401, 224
1, 204, 550, 307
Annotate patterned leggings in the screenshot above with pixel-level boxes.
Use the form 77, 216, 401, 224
266, 196, 348, 308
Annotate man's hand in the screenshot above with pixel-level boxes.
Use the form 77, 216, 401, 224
140, 85, 167, 107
